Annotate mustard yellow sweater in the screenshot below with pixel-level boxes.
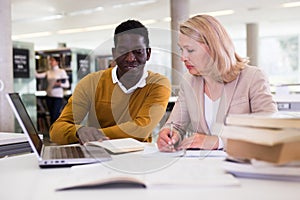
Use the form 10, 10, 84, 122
49, 68, 171, 145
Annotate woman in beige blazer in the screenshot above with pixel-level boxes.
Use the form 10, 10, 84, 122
157, 15, 277, 151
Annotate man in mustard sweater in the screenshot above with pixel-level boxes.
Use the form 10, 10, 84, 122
49, 20, 171, 145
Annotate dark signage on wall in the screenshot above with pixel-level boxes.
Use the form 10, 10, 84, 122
77, 54, 90, 80
13, 48, 30, 78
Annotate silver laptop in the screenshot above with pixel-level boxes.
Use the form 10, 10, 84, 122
6, 93, 111, 168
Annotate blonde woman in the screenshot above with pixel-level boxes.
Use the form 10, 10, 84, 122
157, 15, 277, 152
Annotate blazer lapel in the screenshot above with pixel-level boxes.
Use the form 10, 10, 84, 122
197, 77, 210, 134
216, 74, 241, 124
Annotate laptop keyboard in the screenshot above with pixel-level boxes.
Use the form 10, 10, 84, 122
50, 146, 85, 159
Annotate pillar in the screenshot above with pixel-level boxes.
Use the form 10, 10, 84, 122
0, 0, 14, 132
170, 0, 189, 87
246, 23, 259, 66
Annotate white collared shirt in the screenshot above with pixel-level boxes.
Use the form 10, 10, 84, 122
111, 66, 148, 94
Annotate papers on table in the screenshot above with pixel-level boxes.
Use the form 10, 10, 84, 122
223, 158, 300, 182
142, 144, 227, 158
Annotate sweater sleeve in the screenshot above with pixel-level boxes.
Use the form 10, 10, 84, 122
49, 72, 100, 144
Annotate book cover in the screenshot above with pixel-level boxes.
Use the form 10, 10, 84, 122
222, 125, 300, 164
225, 139, 300, 164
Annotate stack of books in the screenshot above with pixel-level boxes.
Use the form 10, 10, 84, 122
222, 112, 300, 164
221, 112, 300, 181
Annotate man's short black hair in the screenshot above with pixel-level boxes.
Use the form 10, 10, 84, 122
114, 19, 150, 48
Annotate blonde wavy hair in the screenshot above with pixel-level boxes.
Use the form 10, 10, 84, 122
179, 14, 248, 83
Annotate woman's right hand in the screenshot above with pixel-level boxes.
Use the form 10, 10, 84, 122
156, 128, 181, 152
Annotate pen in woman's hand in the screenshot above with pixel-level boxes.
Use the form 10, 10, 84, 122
168, 121, 174, 150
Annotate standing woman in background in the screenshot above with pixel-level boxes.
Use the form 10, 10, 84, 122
36, 56, 70, 124
157, 15, 277, 152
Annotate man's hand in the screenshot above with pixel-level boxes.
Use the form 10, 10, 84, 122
76, 127, 109, 144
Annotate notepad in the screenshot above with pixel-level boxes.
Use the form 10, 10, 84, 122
86, 138, 145, 154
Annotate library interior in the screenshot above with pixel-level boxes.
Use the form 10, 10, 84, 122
1, 0, 300, 200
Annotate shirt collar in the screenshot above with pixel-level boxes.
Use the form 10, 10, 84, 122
112, 66, 148, 94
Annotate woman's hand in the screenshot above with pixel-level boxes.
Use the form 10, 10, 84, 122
177, 133, 219, 150
157, 128, 181, 152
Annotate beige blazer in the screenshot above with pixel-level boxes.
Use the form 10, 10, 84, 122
165, 65, 278, 137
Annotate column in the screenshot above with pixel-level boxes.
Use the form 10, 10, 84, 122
246, 23, 259, 66
170, 0, 189, 87
0, 0, 14, 132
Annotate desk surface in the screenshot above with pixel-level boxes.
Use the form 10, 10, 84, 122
1, 151, 300, 200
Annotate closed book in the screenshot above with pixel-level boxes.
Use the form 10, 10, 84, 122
225, 112, 300, 129
222, 125, 300, 164
221, 125, 300, 146
225, 139, 300, 164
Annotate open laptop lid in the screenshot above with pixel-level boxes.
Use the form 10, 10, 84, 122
6, 93, 43, 159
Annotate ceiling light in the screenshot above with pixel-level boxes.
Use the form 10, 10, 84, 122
39, 14, 64, 21
84, 24, 118, 31
12, 32, 52, 40
163, 17, 171, 22
282, 1, 300, 8
129, 0, 157, 6
68, 7, 104, 16
191, 9, 235, 17
57, 28, 85, 34
13, 14, 63, 23
57, 23, 118, 34
113, 0, 157, 8
140, 19, 157, 25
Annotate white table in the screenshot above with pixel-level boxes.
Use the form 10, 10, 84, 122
1, 151, 300, 200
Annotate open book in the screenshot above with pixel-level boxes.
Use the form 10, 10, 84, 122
56, 176, 146, 190
225, 112, 300, 129
86, 138, 145, 154
56, 159, 239, 191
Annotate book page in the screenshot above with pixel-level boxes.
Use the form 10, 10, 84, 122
86, 138, 145, 154
56, 176, 146, 190
55, 154, 240, 191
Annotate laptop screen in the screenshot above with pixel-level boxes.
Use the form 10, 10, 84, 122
6, 93, 43, 155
